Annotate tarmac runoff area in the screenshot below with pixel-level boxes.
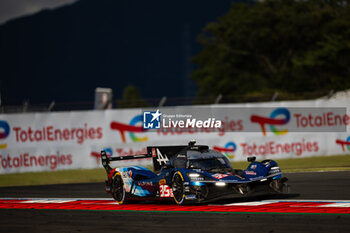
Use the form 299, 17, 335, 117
0, 171, 349, 233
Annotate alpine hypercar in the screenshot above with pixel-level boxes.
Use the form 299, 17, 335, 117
101, 140, 289, 205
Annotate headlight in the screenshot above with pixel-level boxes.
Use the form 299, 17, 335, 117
187, 173, 215, 181
187, 173, 204, 181
215, 182, 226, 187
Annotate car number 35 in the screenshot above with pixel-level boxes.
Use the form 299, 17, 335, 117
160, 185, 173, 197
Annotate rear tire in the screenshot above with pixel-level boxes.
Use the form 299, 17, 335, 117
111, 173, 126, 204
172, 172, 185, 205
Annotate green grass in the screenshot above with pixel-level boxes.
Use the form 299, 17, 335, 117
0, 154, 349, 187
0, 169, 106, 187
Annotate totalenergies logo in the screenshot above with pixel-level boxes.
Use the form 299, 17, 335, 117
91, 147, 112, 164
0, 120, 10, 149
335, 136, 350, 152
213, 141, 237, 159
251, 108, 290, 136
110, 115, 148, 143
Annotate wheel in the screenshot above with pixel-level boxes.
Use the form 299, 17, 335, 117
272, 177, 290, 193
269, 178, 288, 193
193, 185, 209, 202
172, 172, 185, 205
111, 173, 126, 204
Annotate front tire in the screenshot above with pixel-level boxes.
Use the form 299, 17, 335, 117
172, 172, 185, 205
269, 178, 289, 193
111, 173, 126, 204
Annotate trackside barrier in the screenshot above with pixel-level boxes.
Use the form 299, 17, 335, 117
0, 99, 349, 174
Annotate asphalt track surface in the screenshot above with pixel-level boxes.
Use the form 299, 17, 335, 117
1, 171, 350, 233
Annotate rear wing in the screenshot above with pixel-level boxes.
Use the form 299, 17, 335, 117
100, 151, 152, 172
100, 146, 186, 173
101, 140, 207, 173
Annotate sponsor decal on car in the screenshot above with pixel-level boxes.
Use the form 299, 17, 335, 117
159, 185, 173, 197
136, 181, 153, 187
185, 195, 196, 200
245, 171, 257, 175
159, 179, 166, 185
212, 174, 230, 179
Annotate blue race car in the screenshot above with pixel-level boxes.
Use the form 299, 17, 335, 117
101, 140, 289, 205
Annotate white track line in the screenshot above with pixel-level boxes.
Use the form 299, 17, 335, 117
222, 201, 276, 206
210, 199, 350, 206
320, 203, 350, 207
267, 199, 350, 203
20, 200, 73, 203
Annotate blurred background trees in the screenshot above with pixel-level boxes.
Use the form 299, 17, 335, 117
191, 0, 350, 99
117, 85, 149, 108
2, 0, 350, 111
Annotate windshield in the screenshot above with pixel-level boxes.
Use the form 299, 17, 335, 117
188, 157, 232, 172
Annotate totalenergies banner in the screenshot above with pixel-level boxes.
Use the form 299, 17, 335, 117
0, 99, 349, 174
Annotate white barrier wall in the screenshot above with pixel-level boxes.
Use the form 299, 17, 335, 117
0, 99, 349, 174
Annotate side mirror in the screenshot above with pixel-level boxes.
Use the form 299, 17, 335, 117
247, 156, 256, 162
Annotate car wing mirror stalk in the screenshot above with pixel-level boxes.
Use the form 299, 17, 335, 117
247, 156, 256, 162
